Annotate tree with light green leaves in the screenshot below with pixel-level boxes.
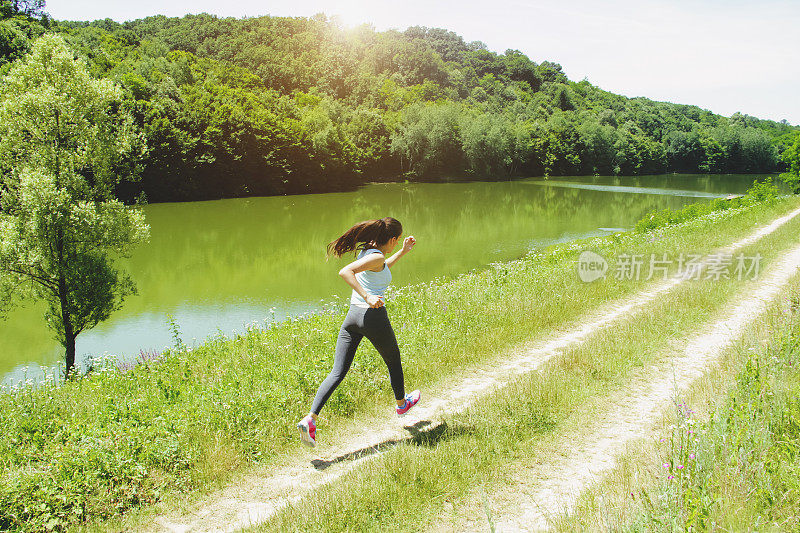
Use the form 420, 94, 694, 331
0, 33, 149, 375
780, 131, 800, 194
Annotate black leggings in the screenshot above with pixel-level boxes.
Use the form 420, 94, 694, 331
311, 304, 405, 414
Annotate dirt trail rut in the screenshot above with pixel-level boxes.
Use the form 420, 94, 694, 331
440, 241, 800, 532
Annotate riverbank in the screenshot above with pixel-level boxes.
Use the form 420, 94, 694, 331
3, 173, 768, 386
1, 189, 798, 531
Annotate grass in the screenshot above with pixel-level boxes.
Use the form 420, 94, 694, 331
244, 195, 800, 532
633, 177, 783, 233
555, 282, 800, 532
0, 190, 798, 531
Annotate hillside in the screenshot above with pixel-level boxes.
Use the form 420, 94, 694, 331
1, 8, 798, 201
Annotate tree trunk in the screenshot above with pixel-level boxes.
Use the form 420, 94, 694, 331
60, 292, 76, 376
64, 332, 76, 377
56, 246, 76, 376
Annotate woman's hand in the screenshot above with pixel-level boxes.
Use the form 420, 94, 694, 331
365, 294, 385, 308
402, 235, 416, 252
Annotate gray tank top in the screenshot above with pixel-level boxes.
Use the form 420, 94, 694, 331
350, 248, 391, 308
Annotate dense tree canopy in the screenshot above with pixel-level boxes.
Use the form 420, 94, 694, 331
1, 9, 797, 202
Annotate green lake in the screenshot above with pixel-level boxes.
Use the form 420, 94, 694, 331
0, 174, 777, 384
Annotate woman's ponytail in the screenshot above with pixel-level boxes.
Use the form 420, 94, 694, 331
326, 217, 403, 258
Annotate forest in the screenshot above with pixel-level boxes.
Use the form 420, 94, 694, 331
1, 1, 798, 202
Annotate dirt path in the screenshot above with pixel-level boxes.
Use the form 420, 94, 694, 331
149, 206, 800, 533
430, 247, 800, 532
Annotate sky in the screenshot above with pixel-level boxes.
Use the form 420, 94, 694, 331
46, 0, 800, 126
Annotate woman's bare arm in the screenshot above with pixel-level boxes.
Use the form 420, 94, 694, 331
385, 235, 416, 269
338, 253, 386, 307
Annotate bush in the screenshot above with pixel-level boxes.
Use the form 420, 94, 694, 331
635, 178, 780, 233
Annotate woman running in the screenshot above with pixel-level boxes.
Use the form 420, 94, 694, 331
297, 217, 421, 447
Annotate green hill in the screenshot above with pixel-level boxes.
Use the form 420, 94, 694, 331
1, 7, 797, 201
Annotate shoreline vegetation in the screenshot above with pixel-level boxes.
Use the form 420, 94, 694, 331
1, 181, 797, 531
1, 8, 798, 203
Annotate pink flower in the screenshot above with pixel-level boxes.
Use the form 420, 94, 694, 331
663, 463, 669, 468
668, 475, 675, 480
689, 454, 695, 460
677, 464, 684, 469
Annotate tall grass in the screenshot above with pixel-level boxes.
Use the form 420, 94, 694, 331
620, 296, 800, 531
0, 194, 798, 531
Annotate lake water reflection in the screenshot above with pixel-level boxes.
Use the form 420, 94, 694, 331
0, 174, 775, 384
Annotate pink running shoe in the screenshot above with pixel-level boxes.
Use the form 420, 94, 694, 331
396, 390, 421, 417
297, 415, 316, 447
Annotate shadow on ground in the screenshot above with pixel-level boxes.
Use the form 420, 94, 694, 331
310, 419, 475, 471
